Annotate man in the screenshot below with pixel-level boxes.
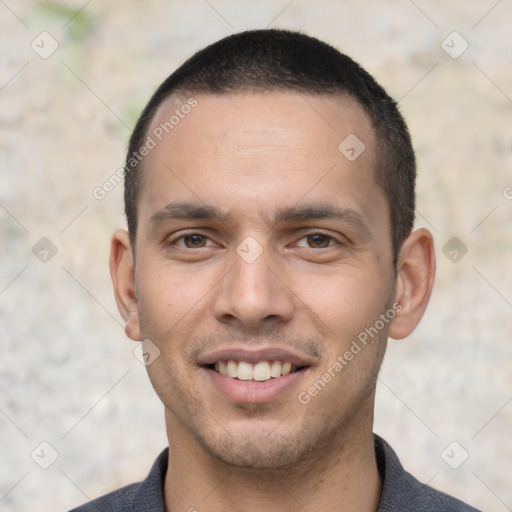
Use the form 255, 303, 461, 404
71, 29, 480, 511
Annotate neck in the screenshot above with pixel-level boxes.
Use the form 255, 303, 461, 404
163, 405, 382, 512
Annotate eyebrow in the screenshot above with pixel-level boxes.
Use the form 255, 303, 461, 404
149, 201, 371, 235
150, 202, 228, 225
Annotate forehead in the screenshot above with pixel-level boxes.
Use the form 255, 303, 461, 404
138, 91, 386, 235
149, 91, 374, 163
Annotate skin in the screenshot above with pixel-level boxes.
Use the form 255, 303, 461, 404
110, 92, 435, 512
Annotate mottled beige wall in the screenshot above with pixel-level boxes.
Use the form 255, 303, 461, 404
1, 1, 510, 511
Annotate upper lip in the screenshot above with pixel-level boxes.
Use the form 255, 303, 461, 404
199, 347, 315, 367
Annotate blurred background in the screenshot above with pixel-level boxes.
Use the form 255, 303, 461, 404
0, 1, 511, 511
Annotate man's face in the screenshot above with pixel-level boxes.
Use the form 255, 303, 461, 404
131, 92, 397, 469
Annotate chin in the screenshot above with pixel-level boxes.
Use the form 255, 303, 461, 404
197, 427, 320, 472
214, 445, 306, 471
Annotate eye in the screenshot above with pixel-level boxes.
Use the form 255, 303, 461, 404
296, 233, 337, 249
175, 233, 212, 248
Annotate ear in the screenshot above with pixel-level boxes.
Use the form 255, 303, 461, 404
388, 228, 436, 340
109, 229, 141, 341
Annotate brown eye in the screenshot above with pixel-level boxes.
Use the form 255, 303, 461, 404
182, 234, 208, 248
306, 234, 332, 248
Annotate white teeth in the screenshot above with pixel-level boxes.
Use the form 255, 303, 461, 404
226, 360, 238, 378
253, 361, 271, 381
282, 362, 292, 375
237, 361, 253, 380
270, 361, 282, 377
218, 360, 228, 376
214, 359, 298, 381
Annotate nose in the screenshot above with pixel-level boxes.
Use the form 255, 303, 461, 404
211, 243, 295, 331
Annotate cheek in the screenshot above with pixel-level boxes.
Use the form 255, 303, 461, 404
294, 265, 390, 347
136, 261, 208, 333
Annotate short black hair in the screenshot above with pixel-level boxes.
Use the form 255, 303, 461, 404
124, 29, 416, 262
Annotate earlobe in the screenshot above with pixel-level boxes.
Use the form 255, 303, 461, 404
109, 229, 141, 341
388, 228, 436, 340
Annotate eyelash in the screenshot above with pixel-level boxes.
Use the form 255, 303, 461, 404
169, 231, 341, 250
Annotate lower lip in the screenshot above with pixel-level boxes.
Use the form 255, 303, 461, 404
203, 367, 307, 404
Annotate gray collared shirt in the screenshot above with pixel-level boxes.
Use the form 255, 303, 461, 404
69, 434, 481, 511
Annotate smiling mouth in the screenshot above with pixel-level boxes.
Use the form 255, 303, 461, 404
206, 360, 308, 382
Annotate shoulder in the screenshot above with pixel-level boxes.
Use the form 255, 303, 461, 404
66, 448, 169, 512
386, 467, 481, 512
375, 435, 481, 512
68, 483, 139, 512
